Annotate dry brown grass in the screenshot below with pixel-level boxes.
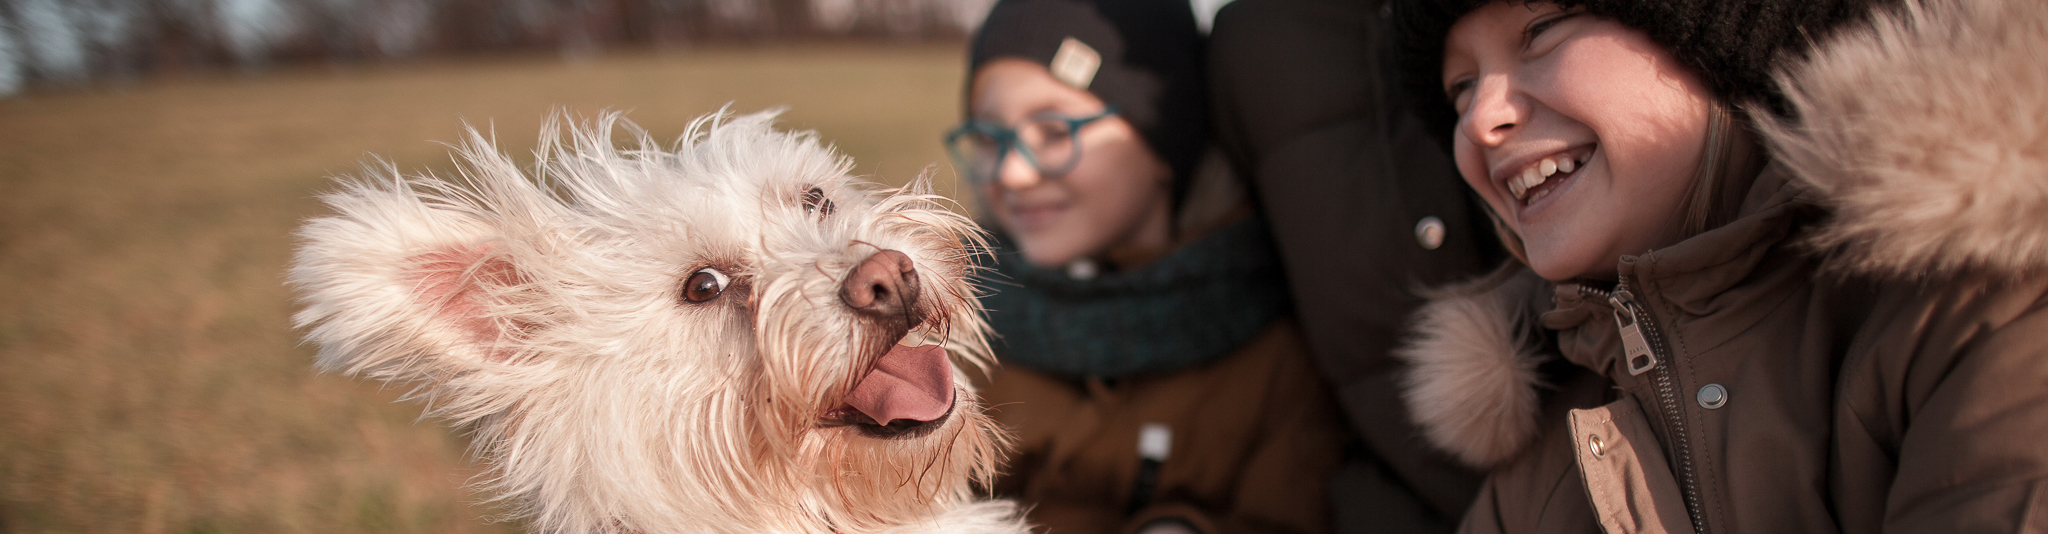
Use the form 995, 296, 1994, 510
0, 43, 969, 533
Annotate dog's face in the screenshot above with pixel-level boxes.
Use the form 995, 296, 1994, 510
291, 112, 1008, 534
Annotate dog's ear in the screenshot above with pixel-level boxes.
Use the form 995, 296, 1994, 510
292, 166, 557, 385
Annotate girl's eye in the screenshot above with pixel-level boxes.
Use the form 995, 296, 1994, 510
682, 268, 729, 303
1523, 12, 1579, 54
1446, 78, 1477, 115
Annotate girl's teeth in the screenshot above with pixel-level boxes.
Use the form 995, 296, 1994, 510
1509, 156, 1580, 202
1528, 184, 1554, 203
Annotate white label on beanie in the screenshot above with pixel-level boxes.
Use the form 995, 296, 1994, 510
1050, 37, 1101, 90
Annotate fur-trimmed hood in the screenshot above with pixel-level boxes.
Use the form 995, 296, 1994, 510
1399, 0, 2048, 468
1762, 0, 2048, 279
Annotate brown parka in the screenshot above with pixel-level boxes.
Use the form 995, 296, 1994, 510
980, 320, 1348, 534
1393, 1, 2048, 533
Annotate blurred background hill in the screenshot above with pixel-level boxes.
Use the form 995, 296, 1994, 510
0, 0, 993, 96
0, 1, 991, 531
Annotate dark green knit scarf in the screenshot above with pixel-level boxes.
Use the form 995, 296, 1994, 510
978, 219, 1292, 379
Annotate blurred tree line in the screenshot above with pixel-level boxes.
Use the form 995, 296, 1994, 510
0, 0, 994, 96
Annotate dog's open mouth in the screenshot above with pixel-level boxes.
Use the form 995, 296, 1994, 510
821, 342, 956, 439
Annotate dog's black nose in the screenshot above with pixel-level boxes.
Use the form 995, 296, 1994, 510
840, 250, 923, 323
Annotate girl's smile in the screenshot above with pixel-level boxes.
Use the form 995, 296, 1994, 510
1442, 1, 1712, 281
1490, 145, 1592, 205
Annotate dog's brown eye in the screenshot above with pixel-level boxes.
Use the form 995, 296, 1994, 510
682, 268, 727, 303
801, 186, 835, 217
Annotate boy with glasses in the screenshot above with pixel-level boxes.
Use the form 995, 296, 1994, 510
955, 1, 1347, 533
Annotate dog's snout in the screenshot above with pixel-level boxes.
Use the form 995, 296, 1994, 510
840, 250, 922, 321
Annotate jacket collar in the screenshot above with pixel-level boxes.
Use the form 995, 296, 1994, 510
1542, 164, 1816, 374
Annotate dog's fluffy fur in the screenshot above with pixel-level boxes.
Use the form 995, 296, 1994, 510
290, 111, 1027, 534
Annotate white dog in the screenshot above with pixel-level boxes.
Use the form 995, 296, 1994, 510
290, 111, 1027, 534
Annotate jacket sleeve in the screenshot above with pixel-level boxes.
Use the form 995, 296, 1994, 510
1870, 290, 2048, 532
1207, 0, 1493, 528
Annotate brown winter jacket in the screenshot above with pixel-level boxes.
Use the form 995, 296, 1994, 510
979, 319, 1348, 534
1393, 1, 2048, 533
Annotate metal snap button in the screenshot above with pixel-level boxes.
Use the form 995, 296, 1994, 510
1415, 216, 1446, 250
1587, 435, 1606, 458
1697, 383, 1728, 409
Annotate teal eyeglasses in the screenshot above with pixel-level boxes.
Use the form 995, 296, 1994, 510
944, 107, 1119, 186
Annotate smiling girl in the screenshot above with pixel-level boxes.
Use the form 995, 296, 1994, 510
1387, 0, 2048, 531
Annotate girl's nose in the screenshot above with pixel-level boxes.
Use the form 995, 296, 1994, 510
1460, 75, 1525, 147
996, 149, 1043, 189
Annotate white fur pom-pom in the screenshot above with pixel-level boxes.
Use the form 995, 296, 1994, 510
1395, 279, 1545, 468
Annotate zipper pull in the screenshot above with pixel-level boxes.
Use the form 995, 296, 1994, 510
1609, 290, 1657, 376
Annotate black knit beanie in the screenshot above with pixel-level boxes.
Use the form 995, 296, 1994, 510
968, 0, 1208, 210
1390, 0, 1893, 143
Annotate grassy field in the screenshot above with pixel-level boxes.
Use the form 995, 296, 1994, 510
0, 43, 971, 533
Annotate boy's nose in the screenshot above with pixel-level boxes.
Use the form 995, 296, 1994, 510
996, 149, 1044, 189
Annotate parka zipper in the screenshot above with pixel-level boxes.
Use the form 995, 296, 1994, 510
1579, 279, 1707, 534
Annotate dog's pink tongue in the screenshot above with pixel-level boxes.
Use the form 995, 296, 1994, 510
845, 344, 955, 425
